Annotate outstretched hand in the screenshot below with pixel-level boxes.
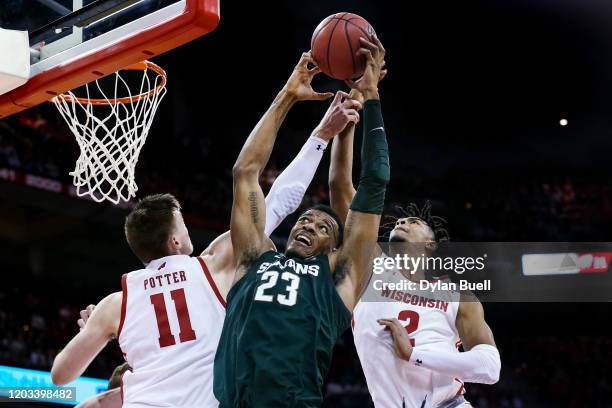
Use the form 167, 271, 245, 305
346, 35, 387, 100
378, 318, 413, 361
283, 51, 334, 102
314, 91, 362, 141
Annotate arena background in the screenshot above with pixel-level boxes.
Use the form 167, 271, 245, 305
1, 0, 612, 406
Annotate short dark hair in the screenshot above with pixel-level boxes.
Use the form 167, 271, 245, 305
125, 194, 181, 263
108, 363, 131, 390
395, 201, 450, 242
304, 204, 344, 248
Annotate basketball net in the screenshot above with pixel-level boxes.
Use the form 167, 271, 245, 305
52, 61, 167, 204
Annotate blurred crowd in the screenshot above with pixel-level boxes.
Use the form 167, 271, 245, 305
0, 280, 123, 379
3, 109, 612, 242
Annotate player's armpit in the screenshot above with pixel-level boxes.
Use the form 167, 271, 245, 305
333, 211, 381, 310
51, 292, 122, 386
74, 388, 121, 408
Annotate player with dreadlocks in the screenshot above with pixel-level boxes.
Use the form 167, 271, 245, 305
328, 98, 500, 407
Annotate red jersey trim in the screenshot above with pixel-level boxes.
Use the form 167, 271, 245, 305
117, 274, 128, 338
197, 257, 226, 308
454, 378, 465, 395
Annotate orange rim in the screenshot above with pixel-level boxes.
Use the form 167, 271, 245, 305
56, 61, 167, 105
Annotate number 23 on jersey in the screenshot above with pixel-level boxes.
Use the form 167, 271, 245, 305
254, 270, 301, 306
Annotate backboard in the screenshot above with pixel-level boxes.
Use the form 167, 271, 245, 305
0, 0, 219, 118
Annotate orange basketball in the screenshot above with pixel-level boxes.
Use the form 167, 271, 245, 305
311, 13, 377, 80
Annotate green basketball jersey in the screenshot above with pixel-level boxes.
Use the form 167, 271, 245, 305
214, 250, 351, 408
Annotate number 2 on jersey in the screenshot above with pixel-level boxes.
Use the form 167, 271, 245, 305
150, 288, 196, 348
398, 310, 420, 346
254, 271, 300, 306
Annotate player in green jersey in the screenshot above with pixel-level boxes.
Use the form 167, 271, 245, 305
214, 36, 388, 408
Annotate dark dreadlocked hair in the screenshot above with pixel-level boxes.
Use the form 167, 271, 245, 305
381, 201, 450, 242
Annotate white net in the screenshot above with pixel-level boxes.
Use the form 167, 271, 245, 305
52, 61, 167, 204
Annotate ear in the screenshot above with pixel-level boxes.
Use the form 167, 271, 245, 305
168, 234, 181, 252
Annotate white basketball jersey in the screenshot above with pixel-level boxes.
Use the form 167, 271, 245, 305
353, 266, 465, 408
118, 255, 226, 408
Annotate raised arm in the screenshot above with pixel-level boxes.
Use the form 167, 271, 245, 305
334, 36, 389, 310
329, 83, 387, 224
329, 122, 356, 224
231, 52, 333, 283
264, 91, 360, 235
202, 90, 359, 297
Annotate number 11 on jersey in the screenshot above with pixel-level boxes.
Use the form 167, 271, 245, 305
150, 288, 196, 348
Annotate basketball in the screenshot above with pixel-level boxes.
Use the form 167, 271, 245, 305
311, 13, 377, 80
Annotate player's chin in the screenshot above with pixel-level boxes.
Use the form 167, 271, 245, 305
285, 244, 312, 259
389, 232, 407, 243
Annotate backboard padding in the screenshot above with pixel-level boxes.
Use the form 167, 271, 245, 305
0, 0, 219, 118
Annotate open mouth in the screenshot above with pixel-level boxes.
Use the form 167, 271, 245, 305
295, 233, 312, 246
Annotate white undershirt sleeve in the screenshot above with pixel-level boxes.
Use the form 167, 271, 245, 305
264, 135, 328, 236
408, 344, 501, 384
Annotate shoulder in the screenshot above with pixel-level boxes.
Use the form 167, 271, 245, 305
102, 291, 123, 309
87, 291, 123, 337
200, 231, 231, 258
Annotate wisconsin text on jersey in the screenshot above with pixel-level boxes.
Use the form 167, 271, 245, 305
379, 288, 451, 312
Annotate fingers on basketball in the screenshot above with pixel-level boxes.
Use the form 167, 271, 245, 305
372, 34, 386, 57
298, 51, 314, 68
356, 47, 374, 64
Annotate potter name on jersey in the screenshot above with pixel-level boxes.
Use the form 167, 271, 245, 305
143, 270, 187, 290
256, 258, 320, 276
